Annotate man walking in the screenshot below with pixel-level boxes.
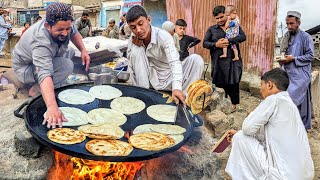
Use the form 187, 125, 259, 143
0, 8, 12, 57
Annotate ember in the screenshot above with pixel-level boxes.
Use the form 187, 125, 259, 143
47, 151, 143, 180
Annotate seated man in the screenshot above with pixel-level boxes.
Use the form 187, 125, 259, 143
7, 3, 90, 128
225, 68, 314, 179
102, 18, 119, 39
175, 19, 202, 62
126, 5, 204, 104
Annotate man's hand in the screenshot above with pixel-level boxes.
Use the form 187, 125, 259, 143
278, 55, 294, 65
42, 105, 68, 128
215, 38, 229, 48
172, 89, 186, 106
226, 129, 237, 143
81, 50, 90, 71
132, 36, 143, 47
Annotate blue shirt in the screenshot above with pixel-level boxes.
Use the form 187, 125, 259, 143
284, 30, 314, 106
0, 15, 12, 39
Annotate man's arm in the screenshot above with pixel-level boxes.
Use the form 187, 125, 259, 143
32, 45, 65, 128
294, 34, 314, 67
88, 20, 92, 36
71, 32, 90, 71
228, 26, 246, 45
188, 36, 201, 49
0, 16, 11, 29
242, 95, 277, 136
203, 27, 216, 49
161, 32, 185, 104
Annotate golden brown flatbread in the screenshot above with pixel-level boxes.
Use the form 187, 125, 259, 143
47, 128, 86, 145
78, 124, 124, 139
129, 132, 175, 151
85, 139, 133, 156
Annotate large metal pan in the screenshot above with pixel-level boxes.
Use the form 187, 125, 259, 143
14, 83, 203, 162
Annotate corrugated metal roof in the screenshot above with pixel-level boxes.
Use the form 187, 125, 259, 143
166, 0, 278, 75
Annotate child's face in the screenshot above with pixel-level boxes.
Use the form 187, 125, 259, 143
225, 11, 237, 20
175, 25, 186, 36
25, 24, 30, 29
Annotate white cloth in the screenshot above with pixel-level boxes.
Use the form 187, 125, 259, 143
226, 91, 314, 180
127, 26, 203, 93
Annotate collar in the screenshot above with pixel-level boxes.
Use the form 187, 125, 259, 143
150, 26, 157, 45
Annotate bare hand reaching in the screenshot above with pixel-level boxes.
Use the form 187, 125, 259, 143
42, 105, 68, 129
172, 89, 186, 106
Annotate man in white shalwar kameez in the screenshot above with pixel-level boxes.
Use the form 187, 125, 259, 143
225, 68, 314, 180
126, 5, 204, 104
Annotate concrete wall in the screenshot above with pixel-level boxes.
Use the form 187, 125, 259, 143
72, 0, 100, 7
143, 0, 167, 28
3, 0, 28, 8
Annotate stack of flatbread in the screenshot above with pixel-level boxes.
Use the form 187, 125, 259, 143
131, 124, 186, 150
78, 123, 125, 140
186, 80, 213, 114
86, 139, 133, 156
47, 128, 86, 145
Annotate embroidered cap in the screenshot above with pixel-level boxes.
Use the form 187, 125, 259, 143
287, 11, 301, 19
46, 2, 73, 25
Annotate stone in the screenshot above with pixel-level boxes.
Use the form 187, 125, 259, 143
248, 74, 262, 98
14, 130, 42, 158
209, 88, 224, 111
239, 72, 251, 92
140, 126, 224, 180
205, 110, 228, 137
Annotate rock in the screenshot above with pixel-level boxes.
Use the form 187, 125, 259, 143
14, 130, 42, 158
209, 88, 224, 111
140, 126, 224, 180
239, 72, 251, 92
218, 98, 234, 115
248, 74, 262, 98
205, 110, 228, 137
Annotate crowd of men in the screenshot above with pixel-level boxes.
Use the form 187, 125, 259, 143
0, 2, 316, 179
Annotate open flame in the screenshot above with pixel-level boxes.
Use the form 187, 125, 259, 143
48, 151, 143, 180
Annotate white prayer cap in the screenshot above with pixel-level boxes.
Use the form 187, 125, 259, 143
287, 11, 301, 19
162, 21, 175, 32
108, 18, 116, 23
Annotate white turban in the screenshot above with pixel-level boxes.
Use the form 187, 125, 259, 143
162, 21, 175, 32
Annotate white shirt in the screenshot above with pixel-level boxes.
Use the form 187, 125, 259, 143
127, 26, 183, 90
242, 91, 314, 179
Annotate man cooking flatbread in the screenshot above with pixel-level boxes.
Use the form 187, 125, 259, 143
126, 5, 204, 104
9, 3, 90, 128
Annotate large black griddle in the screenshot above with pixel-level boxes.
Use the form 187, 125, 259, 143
14, 83, 203, 162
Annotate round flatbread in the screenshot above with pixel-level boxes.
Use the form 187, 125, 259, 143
44, 107, 89, 127
133, 124, 155, 134
47, 128, 86, 145
85, 139, 133, 156
110, 97, 145, 115
58, 89, 95, 105
147, 105, 176, 123
89, 85, 122, 100
169, 134, 184, 145
78, 124, 124, 139
88, 108, 127, 125
151, 124, 186, 135
129, 132, 175, 151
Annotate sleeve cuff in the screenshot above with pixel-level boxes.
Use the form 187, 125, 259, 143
172, 81, 182, 91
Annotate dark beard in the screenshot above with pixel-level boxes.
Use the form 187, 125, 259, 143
51, 35, 67, 45
289, 29, 298, 35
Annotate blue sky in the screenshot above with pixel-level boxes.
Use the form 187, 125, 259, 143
277, 0, 319, 36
